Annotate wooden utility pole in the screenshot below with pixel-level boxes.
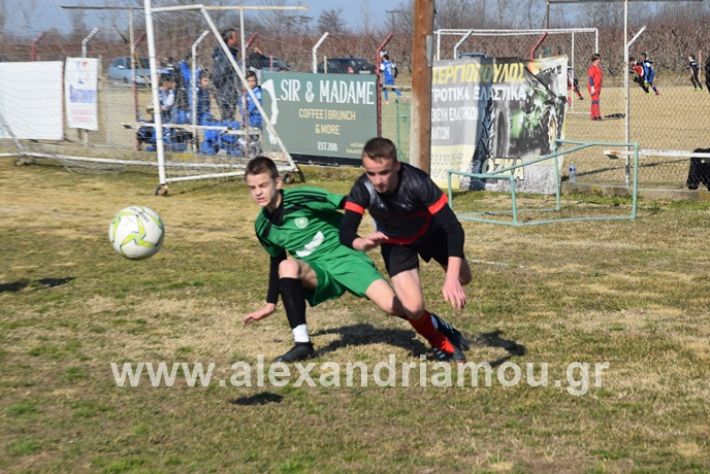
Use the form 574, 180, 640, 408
409, 0, 434, 172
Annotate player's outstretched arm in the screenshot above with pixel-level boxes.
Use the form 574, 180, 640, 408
442, 256, 467, 310
244, 252, 284, 324
353, 231, 389, 251
243, 302, 276, 324
429, 197, 468, 310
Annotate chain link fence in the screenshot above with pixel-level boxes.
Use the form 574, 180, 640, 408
1, 2, 708, 194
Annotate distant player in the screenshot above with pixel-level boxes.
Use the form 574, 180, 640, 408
629, 57, 649, 93
687, 54, 703, 90
641, 52, 660, 95
567, 66, 584, 101
380, 53, 402, 103
243, 156, 468, 362
587, 53, 603, 120
340, 138, 472, 362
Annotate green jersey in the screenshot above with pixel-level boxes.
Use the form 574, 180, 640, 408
254, 186, 384, 306
255, 187, 346, 261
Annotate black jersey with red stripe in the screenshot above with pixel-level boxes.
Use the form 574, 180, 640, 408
344, 162, 450, 244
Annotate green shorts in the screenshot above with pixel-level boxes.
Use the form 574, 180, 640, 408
303, 245, 384, 306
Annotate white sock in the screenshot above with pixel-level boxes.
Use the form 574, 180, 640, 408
293, 324, 310, 343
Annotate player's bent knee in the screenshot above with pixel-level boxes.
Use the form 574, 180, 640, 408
278, 258, 300, 278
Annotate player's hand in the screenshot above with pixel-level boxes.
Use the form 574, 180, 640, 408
442, 276, 467, 311
354, 232, 389, 251
243, 303, 276, 324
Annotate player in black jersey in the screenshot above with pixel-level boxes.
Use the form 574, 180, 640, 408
340, 137, 472, 361
687, 54, 702, 90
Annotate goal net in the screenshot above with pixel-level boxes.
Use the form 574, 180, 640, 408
0, 1, 298, 193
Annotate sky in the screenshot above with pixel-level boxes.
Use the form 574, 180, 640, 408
3, 0, 407, 37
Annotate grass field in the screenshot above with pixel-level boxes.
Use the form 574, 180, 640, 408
1, 159, 709, 473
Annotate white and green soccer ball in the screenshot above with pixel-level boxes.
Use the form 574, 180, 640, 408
109, 206, 165, 260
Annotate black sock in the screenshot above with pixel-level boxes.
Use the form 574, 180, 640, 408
279, 277, 306, 330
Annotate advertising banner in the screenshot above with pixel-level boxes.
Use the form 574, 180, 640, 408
65, 57, 99, 130
261, 72, 377, 161
431, 56, 568, 194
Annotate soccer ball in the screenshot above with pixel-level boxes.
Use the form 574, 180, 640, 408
109, 206, 165, 260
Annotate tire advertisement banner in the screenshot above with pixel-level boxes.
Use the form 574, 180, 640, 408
430, 56, 568, 194
261, 72, 377, 161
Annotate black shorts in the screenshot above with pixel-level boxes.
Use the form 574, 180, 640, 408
381, 227, 450, 277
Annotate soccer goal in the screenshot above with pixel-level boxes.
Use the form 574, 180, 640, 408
0, 1, 301, 195
141, 1, 301, 195
447, 139, 640, 226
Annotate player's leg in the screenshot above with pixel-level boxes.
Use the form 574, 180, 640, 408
274, 258, 318, 362
694, 72, 702, 89
383, 244, 465, 361
319, 247, 407, 318
590, 91, 601, 120
418, 236, 473, 352
364, 279, 407, 317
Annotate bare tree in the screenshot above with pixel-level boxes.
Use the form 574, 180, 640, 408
435, 0, 477, 29
360, 2, 372, 36
317, 8, 347, 35
68, 4, 87, 38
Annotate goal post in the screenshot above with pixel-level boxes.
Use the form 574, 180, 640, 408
447, 139, 640, 226
143, 1, 301, 194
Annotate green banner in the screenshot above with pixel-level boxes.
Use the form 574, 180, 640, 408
261, 72, 377, 160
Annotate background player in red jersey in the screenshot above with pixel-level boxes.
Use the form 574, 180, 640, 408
587, 53, 603, 120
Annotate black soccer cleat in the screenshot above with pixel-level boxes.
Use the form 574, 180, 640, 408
274, 342, 315, 363
431, 314, 470, 352
431, 344, 466, 363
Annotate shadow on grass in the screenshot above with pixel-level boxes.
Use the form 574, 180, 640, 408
313, 323, 428, 358
0, 277, 74, 293
0, 280, 29, 293
469, 330, 527, 367
313, 323, 526, 366
231, 392, 283, 406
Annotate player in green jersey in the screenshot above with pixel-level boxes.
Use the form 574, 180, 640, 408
242, 156, 467, 362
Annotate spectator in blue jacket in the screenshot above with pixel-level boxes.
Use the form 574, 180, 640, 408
240, 70, 263, 157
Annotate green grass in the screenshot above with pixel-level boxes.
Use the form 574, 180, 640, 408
1, 161, 709, 472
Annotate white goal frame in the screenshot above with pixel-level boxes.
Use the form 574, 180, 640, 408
143, 1, 303, 193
